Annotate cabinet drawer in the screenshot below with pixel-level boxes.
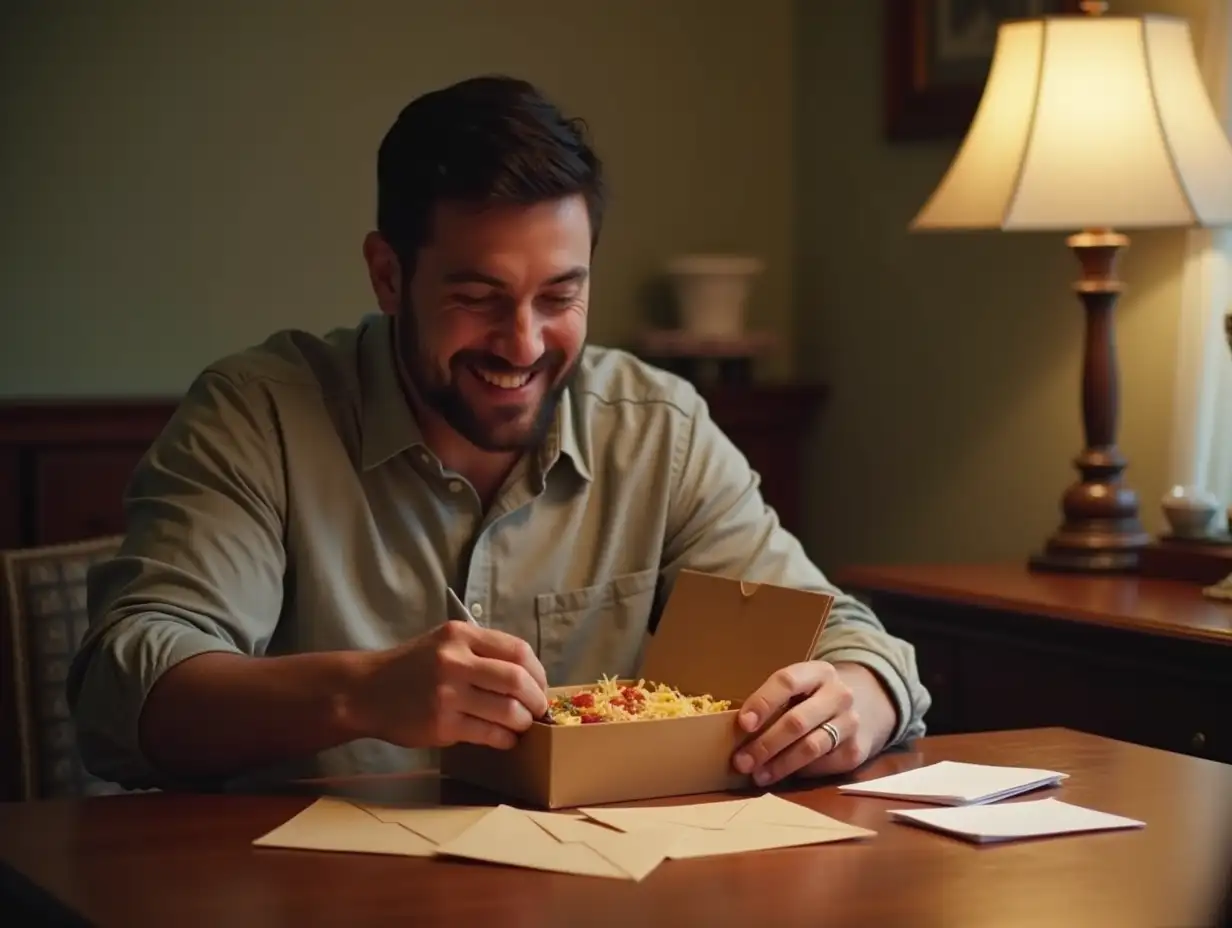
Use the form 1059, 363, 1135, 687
956, 637, 1231, 763
33, 448, 144, 544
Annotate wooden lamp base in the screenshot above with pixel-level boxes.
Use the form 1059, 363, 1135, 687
1029, 229, 1151, 574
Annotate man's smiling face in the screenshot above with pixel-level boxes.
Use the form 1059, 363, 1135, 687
397, 194, 591, 453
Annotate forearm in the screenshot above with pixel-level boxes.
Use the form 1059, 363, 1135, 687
137, 650, 372, 783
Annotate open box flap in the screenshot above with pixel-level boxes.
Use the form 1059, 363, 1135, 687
639, 570, 833, 702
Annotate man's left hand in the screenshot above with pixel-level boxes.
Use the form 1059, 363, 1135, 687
732, 661, 897, 786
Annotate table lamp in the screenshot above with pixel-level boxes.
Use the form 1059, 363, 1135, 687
911, 1, 1232, 573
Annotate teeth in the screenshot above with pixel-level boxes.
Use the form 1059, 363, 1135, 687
476, 369, 532, 390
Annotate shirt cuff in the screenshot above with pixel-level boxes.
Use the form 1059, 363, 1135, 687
72, 614, 242, 790
816, 646, 918, 748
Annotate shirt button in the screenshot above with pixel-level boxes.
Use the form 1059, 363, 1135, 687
448, 480, 463, 493
470, 602, 484, 619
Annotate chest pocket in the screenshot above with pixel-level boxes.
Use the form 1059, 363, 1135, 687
534, 568, 660, 686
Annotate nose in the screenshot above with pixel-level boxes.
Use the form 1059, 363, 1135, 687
491, 300, 544, 369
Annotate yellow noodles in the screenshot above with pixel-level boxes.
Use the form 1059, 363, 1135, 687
543, 674, 731, 725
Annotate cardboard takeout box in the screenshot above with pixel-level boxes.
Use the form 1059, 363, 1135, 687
441, 569, 834, 808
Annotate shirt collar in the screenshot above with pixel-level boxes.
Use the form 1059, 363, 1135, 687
359, 313, 427, 471
550, 383, 593, 483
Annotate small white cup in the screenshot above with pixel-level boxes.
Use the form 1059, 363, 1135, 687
1161, 484, 1221, 539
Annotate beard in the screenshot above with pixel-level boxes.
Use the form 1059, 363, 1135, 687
395, 297, 580, 453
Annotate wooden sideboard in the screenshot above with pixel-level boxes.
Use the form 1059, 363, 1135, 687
0, 401, 177, 550
0, 384, 827, 551
836, 563, 1232, 765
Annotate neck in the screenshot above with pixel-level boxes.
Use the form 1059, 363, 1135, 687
415, 398, 522, 504
392, 357, 521, 505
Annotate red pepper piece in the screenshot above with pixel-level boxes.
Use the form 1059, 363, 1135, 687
570, 692, 595, 708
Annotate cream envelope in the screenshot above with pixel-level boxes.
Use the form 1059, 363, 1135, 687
434, 805, 672, 881
252, 796, 490, 857
578, 793, 876, 859
253, 797, 671, 880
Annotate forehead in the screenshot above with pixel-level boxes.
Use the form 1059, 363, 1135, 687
421, 196, 592, 268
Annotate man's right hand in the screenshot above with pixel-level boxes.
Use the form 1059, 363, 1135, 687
352, 622, 549, 751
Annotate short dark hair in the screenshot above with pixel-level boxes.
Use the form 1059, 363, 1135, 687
376, 75, 605, 267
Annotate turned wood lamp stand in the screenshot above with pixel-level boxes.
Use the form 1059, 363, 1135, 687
1028, 231, 1150, 573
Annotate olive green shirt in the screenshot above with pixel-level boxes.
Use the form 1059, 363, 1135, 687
67, 312, 930, 790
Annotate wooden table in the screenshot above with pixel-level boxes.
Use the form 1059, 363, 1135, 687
836, 563, 1232, 764
2, 728, 1230, 928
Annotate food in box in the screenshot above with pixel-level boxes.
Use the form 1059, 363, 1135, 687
542, 675, 732, 726
441, 570, 835, 808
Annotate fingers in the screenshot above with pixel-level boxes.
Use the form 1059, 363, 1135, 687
737, 661, 832, 734
797, 712, 865, 780
450, 712, 519, 751
465, 656, 550, 717
458, 685, 536, 733
733, 677, 853, 779
460, 625, 549, 693
756, 709, 858, 786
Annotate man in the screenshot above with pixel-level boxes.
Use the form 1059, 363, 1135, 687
67, 75, 930, 793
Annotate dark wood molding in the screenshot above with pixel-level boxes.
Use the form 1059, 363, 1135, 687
0, 399, 179, 445
0, 399, 179, 551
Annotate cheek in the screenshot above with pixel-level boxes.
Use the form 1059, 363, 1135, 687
421, 313, 486, 363
545, 309, 587, 358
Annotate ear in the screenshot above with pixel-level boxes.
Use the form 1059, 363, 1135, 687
362, 231, 403, 316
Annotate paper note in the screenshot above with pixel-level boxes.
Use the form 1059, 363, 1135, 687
579, 793, 875, 859
836, 761, 1068, 805
888, 797, 1145, 843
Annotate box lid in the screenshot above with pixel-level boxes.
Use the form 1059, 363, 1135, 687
639, 570, 833, 702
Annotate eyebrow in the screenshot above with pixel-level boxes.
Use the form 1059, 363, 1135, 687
442, 267, 589, 288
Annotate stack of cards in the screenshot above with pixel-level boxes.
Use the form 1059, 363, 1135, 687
886, 798, 1145, 844
838, 761, 1144, 844
837, 760, 1068, 806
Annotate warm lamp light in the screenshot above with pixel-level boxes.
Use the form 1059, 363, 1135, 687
912, 2, 1232, 573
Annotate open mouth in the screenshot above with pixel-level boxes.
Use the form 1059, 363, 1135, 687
471, 366, 538, 392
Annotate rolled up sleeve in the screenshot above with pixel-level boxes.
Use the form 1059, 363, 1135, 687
66, 368, 287, 788
660, 388, 931, 747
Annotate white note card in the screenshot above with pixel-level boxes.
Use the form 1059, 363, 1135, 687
888, 798, 1145, 844
836, 761, 1068, 806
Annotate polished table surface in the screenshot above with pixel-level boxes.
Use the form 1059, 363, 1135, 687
2, 728, 1230, 928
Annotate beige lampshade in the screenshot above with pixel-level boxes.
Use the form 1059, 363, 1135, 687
912, 14, 1232, 232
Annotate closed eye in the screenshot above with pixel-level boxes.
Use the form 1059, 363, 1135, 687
451, 292, 496, 307
539, 290, 582, 308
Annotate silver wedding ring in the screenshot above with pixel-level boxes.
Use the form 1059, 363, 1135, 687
820, 721, 841, 752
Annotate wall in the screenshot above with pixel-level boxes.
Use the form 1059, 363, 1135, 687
4, 0, 1218, 571
0, 0, 794, 395
795, 0, 1213, 568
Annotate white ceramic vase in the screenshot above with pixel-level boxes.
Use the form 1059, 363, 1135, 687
665, 254, 764, 339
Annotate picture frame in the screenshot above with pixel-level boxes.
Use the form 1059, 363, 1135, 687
884, 0, 1082, 142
